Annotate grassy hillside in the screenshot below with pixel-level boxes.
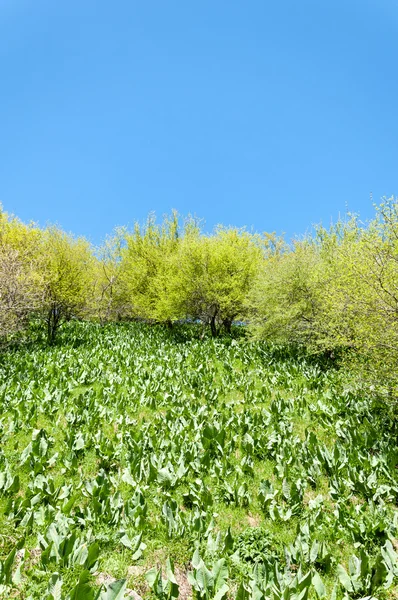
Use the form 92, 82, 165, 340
0, 322, 397, 599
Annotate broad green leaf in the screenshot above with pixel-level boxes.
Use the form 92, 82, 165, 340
336, 565, 354, 593
47, 573, 63, 600
145, 568, 160, 589
312, 572, 325, 599
99, 579, 127, 600
85, 542, 100, 570
3, 548, 16, 584
67, 569, 94, 600
214, 583, 229, 600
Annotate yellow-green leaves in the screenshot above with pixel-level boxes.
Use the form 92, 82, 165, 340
116, 214, 264, 336
39, 227, 96, 342
166, 226, 264, 335
0, 207, 43, 339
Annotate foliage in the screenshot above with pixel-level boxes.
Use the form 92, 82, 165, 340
39, 226, 96, 343
169, 226, 264, 336
118, 211, 181, 324
0, 321, 396, 598
0, 206, 43, 341
2, 197, 398, 398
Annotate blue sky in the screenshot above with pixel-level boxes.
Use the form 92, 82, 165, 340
0, 0, 397, 244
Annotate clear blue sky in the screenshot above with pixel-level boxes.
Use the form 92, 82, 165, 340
1, 0, 397, 244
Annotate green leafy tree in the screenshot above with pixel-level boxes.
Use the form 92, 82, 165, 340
94, 228, 131, 323
119, 211, 181, 325
39, 227, 95, 344
170, 227, 264, 336
326, 198, 398, 396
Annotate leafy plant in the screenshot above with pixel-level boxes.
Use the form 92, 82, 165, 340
188, 550, 229, 600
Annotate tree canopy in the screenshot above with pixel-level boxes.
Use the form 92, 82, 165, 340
2, 199, 398, 399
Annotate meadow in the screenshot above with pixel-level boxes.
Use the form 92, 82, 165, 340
0, 322, 397, 599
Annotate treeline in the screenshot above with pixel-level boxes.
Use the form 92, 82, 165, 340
0, 209, 265, 342
2, 200, 398, 397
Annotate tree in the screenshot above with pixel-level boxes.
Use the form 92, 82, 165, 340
326, 199, 398, 396
0, 206, 42, 341
94, 228, 131, 323
119, 212, 181, 324
249, 237, 323, 344
39, 227, 95, 344
248, 218, 361, 352
170, 227, 264, 336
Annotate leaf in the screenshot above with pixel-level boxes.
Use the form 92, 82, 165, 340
191, 548, 201, 569
20, 443, 32, 465
47, 572, 63, 600
310, 540, 320, 563
166, 558, 178, 585
62, 494, 78, 515
131, 548, 144, 561
2, 548, 16, 584
68, 569, 95, 600
206, 532, 218, 555
297, 571, 312, 592
119, 533, 133, 549
73, 433, 85, 451
8, 475, 20, 494
157, 467, 173, 487
85, 542, 100, 570
235, 582, 250, 600
213, 558, 228, 589
41, 542, 54, 567
121, 469, 137, 487
72, 542, 88, 567
371, 553, 388, 590
312, 572, 326, 599
47, 523, 61, 550
12, 562, 23, 585
196, 565, 213, 593
223, 527, 234, 553
336, 564, 354, 593
99, 579, 127, 600
213, 583, 229, 600
145, 568, 160, 589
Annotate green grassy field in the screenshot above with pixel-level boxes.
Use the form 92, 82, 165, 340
0, 322, 397, 599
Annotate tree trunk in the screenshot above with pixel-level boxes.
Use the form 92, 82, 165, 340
223, 318, 232, 335
210, 315, 218, 338
47, 304, 61, 345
